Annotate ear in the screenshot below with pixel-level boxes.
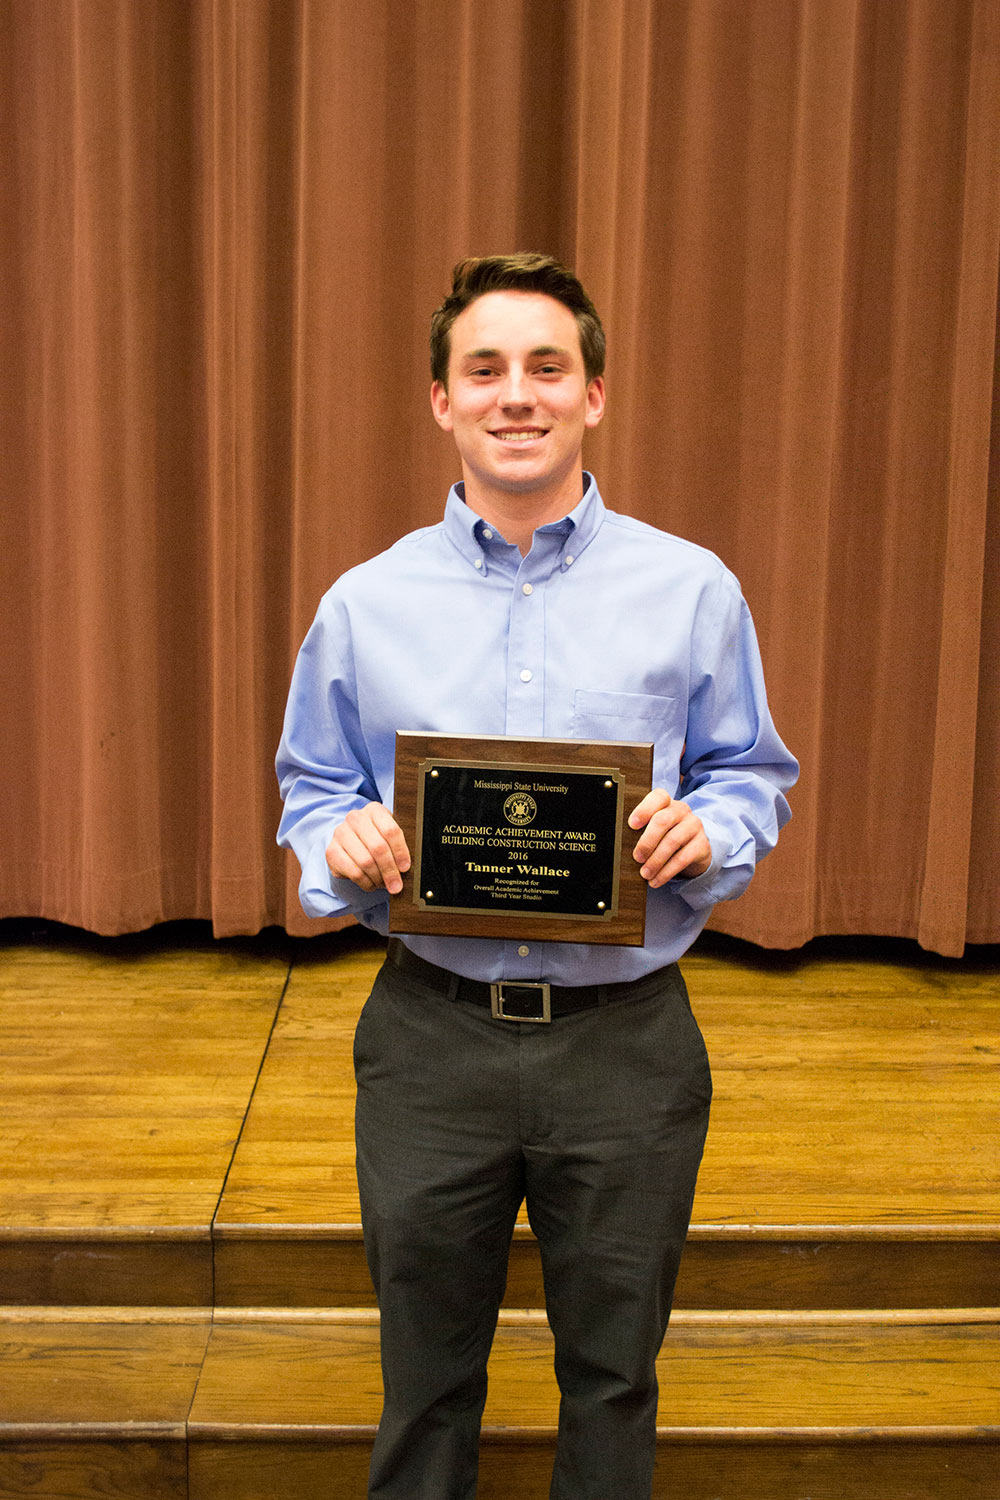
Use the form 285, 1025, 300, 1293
430, 380, 453, 431
584, 377, 606, 429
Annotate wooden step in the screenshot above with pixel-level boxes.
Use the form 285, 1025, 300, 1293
211, 1223, 1000, 1315
0, 1307, 210, 1500
213, 939, 1000, 1310
3, 1308, 995, 1500
1, 935, 287, 1306
189, 1308, 1000, 1500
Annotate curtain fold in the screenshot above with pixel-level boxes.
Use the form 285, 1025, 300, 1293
2, 0, 997, 953
916, 0, 999, 952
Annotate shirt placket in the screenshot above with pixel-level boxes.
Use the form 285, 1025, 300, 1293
499, 536, 563, 979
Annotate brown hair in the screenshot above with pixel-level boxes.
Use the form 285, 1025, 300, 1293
430, 253, 606, 387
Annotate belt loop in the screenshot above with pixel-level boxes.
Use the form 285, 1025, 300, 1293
446, 972, 460, 1003
596, 985, 609, 1007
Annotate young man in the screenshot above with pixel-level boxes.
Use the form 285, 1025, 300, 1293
276, 254, 798, 1499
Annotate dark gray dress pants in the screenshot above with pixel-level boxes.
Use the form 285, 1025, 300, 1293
353, 955, 712, 1500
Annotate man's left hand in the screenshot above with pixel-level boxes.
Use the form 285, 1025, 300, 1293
628, 789, 712, 886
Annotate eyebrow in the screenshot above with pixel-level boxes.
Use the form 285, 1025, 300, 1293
459, 345, 572, 362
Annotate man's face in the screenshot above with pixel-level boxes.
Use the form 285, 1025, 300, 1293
430, 290, 605, 509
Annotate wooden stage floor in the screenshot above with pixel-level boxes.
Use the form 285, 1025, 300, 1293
1, 920, 997, 1498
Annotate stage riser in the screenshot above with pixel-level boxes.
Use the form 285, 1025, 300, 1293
1, 1438, 995, 1500
212, 1235, 1000, 1313
0, 1241, 212, 1308
190, 1439, 1000, 1500
5, 1235, 997, 1313
0, 1440, 186, 1500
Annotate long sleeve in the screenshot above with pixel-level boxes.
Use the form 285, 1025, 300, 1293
669, 570, 797, 912
276, 597, 390, 927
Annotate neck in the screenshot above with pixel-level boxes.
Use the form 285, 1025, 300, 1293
463, 472, 586, 555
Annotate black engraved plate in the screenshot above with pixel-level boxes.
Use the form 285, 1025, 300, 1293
416, 761, 621, 918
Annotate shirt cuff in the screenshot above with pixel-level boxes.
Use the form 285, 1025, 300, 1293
669, 820, 753, 911
329, 877, 390, 927
296, 836, 390, 924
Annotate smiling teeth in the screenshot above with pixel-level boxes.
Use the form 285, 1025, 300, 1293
496, 430, 544, 442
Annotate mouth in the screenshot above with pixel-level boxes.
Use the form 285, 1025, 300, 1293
491, 428, 548, 444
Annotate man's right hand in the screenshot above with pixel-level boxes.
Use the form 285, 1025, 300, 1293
326, 804, 411, 895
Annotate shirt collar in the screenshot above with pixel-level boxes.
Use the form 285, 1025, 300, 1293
443, 473, 606, 576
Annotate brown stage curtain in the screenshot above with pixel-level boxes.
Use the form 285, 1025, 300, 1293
1, 0, 998, 954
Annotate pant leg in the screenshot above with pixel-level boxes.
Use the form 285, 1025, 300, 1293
354, 960, 525, 1500
520, 967, 712, 1500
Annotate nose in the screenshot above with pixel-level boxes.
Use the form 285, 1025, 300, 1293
499, 364, 534, 409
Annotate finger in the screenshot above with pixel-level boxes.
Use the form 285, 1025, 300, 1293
346, 807, 408, 895
327, 808, 410, 894
365, 812, 410, 896
326, 820, 381, 890
639, 814, 712, 887
631, 799, 686, 864
649, 835, 712, 885
627, 787, 672, 832
367, 805, 412, 879
638, 809, 698, 874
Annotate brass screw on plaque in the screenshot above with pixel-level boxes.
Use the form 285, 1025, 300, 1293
604, 780, 613, 787
597, 902, 606, 910
425, 891, 434, 899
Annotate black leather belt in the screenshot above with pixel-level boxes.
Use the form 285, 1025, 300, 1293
386, 938, 675, 1024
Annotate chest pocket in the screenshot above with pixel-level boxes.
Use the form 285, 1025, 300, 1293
571, 689, 684, 789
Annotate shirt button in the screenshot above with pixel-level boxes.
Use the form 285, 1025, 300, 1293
474, 558, 483, 569
483, 528, 493, 540
565, 554, 575, 566
520, 668, 532, 682
521, 582, 533, 596
517, 945, 530, 957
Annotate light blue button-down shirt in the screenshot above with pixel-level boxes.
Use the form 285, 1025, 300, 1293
276, 476, 797, 985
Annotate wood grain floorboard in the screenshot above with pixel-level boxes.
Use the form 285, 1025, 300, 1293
0, 1310, 211, 1432
218, 937, 1000, 1232
1, 940, 286, 1304
213, 944, 382, 1232
187, 1314, 1000, 1436
213, 934, 1000, 1307
184, 1313, 1000, 1500
0, 1308, 210, 1500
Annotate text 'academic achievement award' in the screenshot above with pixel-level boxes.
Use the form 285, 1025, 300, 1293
389, 733, 652, 945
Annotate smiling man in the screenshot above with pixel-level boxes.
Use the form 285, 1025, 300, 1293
276, 254, 798, 1500
429, 287, 606, 542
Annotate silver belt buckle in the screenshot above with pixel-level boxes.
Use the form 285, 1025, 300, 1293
490, 981, 552, 1024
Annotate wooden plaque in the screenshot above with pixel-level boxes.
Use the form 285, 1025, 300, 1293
389, 732, 653, 945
